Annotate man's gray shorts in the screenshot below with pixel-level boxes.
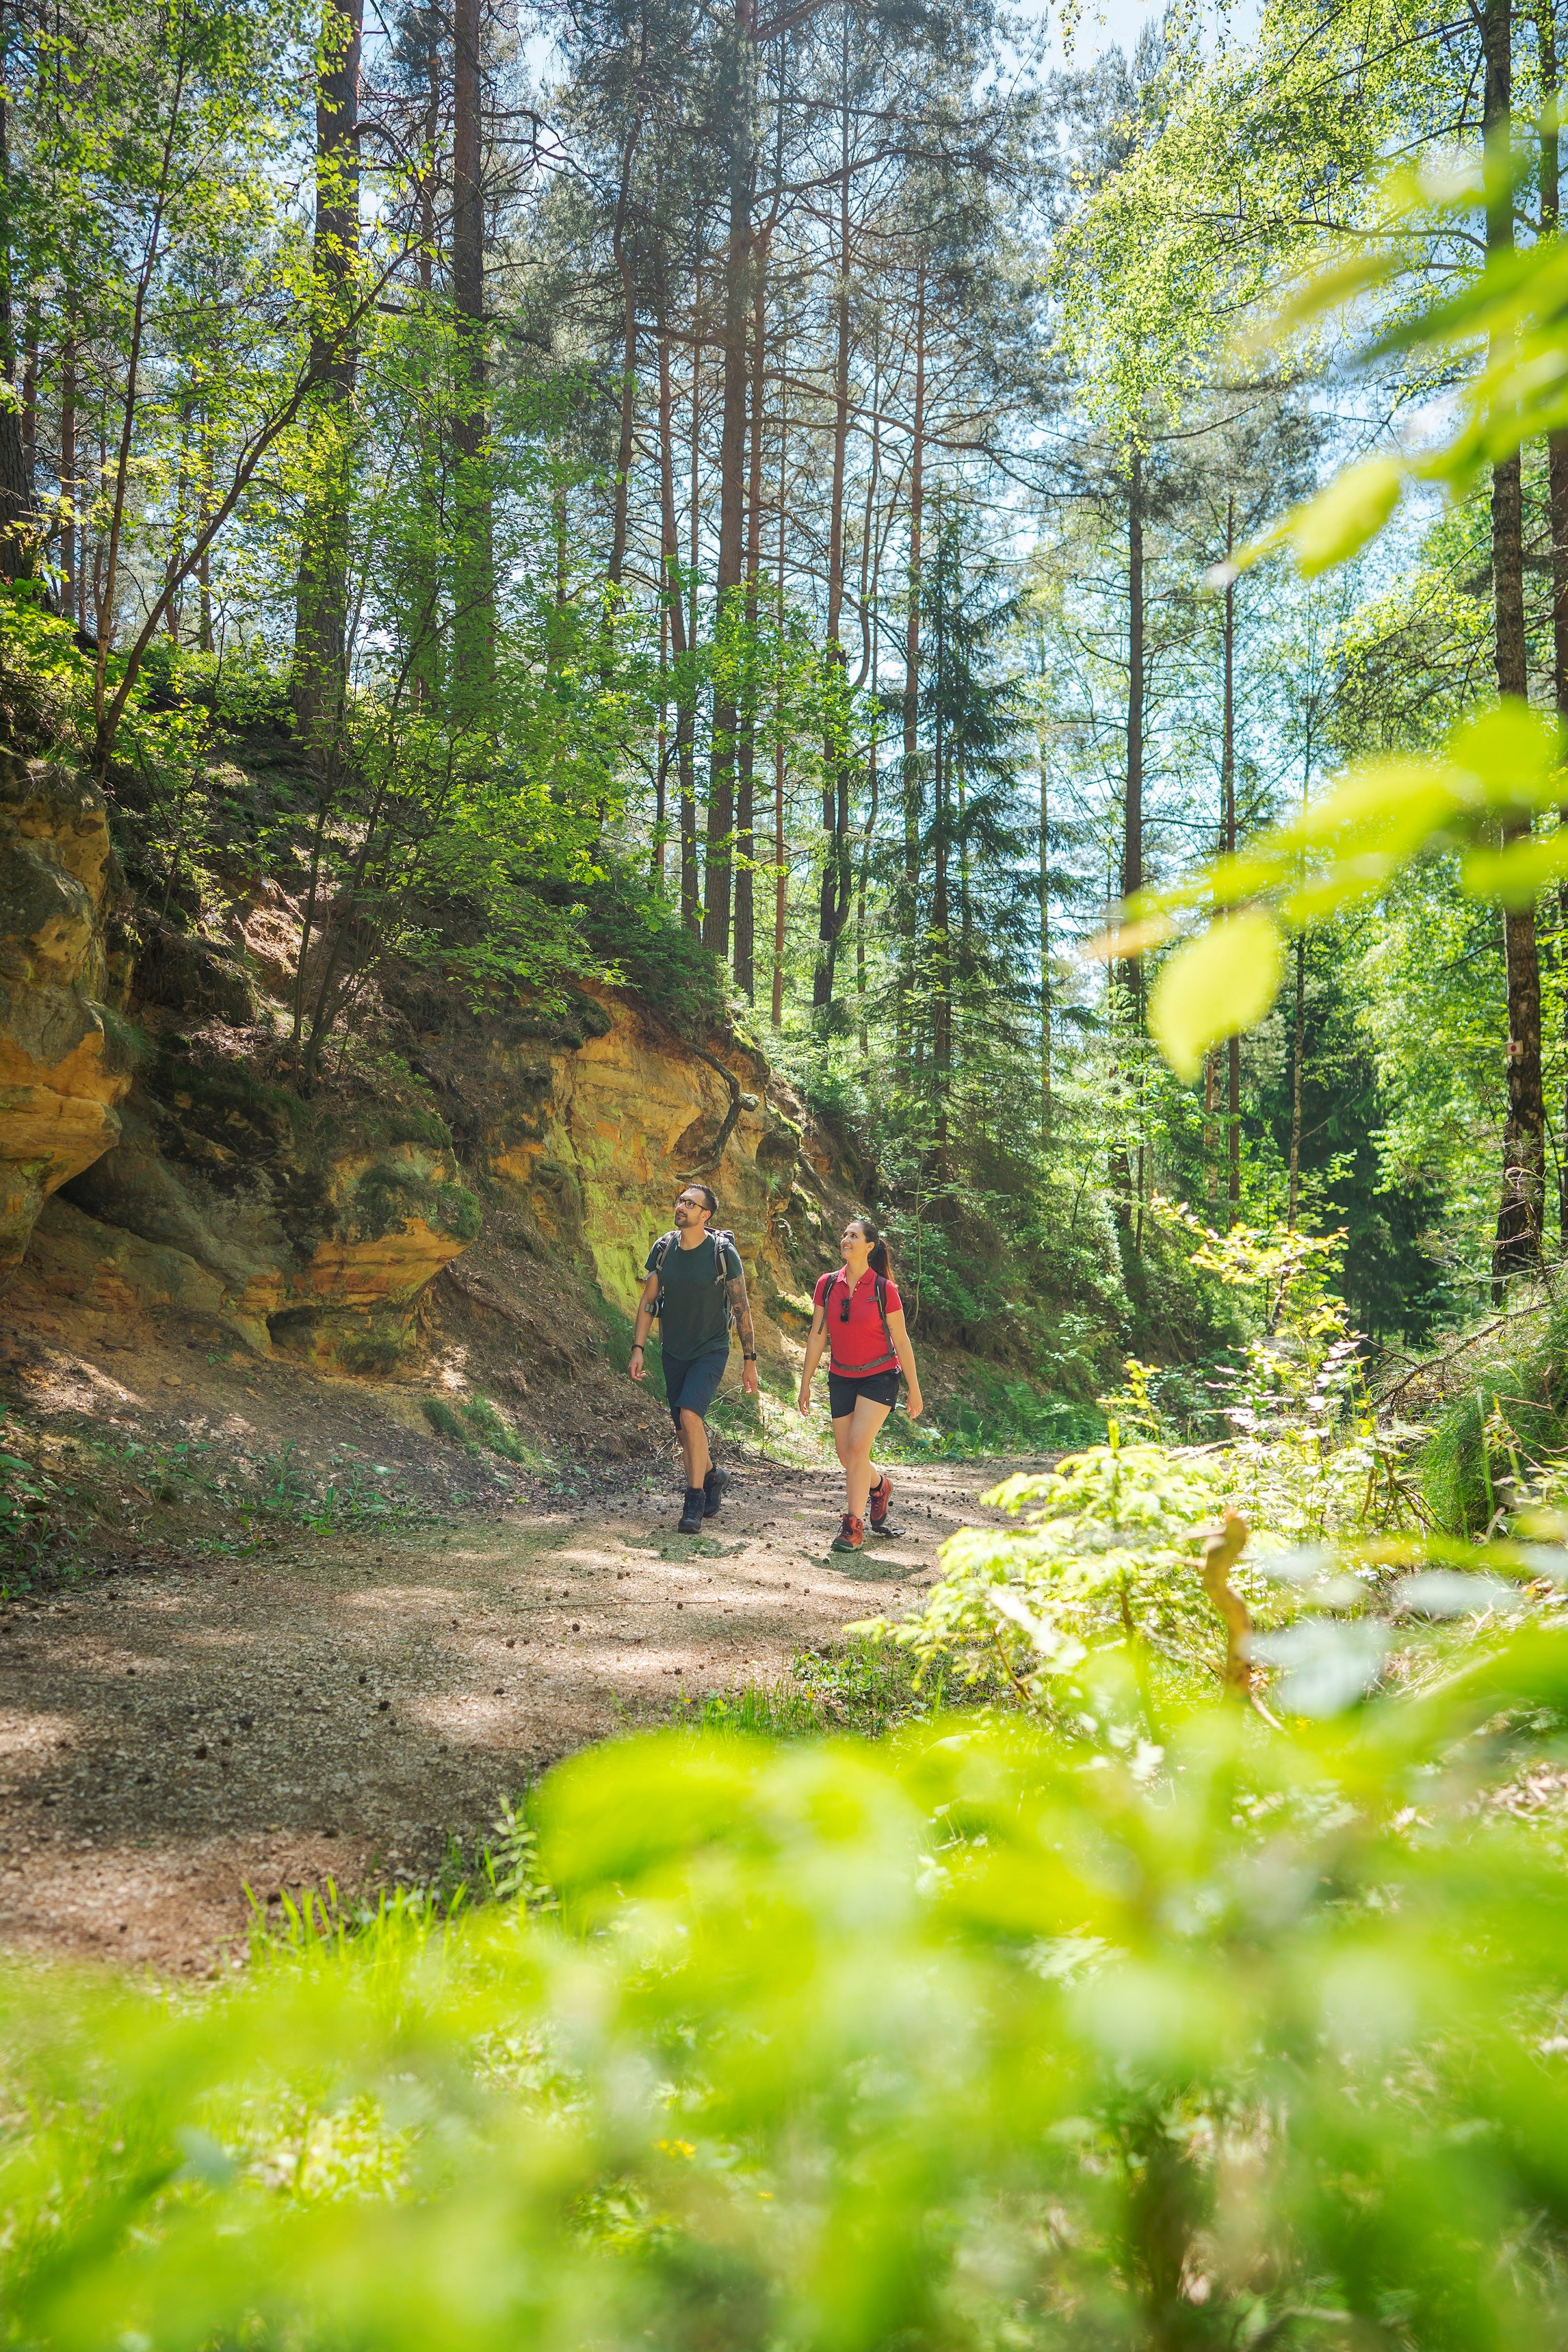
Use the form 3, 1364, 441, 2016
663, 1346, 730, 1431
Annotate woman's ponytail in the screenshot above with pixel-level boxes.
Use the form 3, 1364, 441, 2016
853, 1216, 891, 1281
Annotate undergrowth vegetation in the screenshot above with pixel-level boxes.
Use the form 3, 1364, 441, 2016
6, 1639, 1568, 2350
0, 1415, 434, 1596
7, 1227, 1568, 2352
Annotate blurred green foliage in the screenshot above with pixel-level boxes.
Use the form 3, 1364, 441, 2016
6, 1639, 1568, 2349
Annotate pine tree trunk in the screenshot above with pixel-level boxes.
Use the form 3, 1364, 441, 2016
1112, 446, 1144, 1224
1486, 0, 1546, 1286
607, 109, 641, 594
899, 268, 926, 1074
734, 246, 766, 998
1288, 934, 1305, 1229
294, 0, 364, 746
857, 718, 878, 1059
656, 310, 699, 930
1222, 498, 1241, 1214
60, 333, 77, 622
771, 357, 788, 1027
451, 0, 493, 719
931, 697, 950, 1169
0, 41, 34, 582
655, 599, 669, 881
1540, 0, 1568, 1237
1038, 720, 1051, 1142
704, 0, 758, 959
1122, 447, 1144, 927
813, 44, 853, 1012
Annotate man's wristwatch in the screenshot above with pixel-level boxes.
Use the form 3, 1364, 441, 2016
743, 1351, 757, 1361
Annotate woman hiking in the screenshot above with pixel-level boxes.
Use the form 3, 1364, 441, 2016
796, 1216, 924, 1553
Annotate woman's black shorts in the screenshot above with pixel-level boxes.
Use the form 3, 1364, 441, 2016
828, 1365, 900, 1418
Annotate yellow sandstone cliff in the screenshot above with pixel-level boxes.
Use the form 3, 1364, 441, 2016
0, 767, 840, 1384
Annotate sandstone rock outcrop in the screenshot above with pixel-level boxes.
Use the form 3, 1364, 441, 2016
0, 749, 132, 1270
0, 746, 841, 1380
443, 985, 834, 1372
42, 1053, 480, 1361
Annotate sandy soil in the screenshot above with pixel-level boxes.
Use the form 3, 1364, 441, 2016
0, 1453, 1013, 1975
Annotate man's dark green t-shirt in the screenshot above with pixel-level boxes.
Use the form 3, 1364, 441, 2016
647, 1231, 743, 1361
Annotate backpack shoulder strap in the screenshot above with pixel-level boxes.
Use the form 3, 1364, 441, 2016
713, 1231, 740, 1326
873, 1275, 896, 1356
650, 1231, 677, 1317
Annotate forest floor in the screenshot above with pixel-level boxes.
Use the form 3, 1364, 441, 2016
0, 1445, 1017, 1978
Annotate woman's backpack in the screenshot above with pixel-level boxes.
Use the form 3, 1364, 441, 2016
825, 1267, 896, 1359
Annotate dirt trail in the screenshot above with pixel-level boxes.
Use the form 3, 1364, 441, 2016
0, 1455, 1015, 1974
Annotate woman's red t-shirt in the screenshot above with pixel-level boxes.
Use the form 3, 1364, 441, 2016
814, 1266, 902, 1375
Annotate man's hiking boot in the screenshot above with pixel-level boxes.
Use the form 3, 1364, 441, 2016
677, 1488, 706, 1535
831, 1512, 864, 1553
703, 1464, 730, 1518
868, 1472, 904, 1539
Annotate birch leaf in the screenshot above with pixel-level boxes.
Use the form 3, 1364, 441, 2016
1287, 459, 1403, 575
1148, 910, 1284, 1082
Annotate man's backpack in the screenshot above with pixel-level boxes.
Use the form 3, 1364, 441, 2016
651, 1228, 738, 1327
824, 1267, 896, 1363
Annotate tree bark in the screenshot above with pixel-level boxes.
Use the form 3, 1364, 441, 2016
1486, 0, 1546, 1286
1222, 496, 1241, 1213
60, 332, 77, 622
771, 332, 788, 1027
0, 33, 35, 582
656, 306, 699, 929
931, 714, 950, 1165
813, 35, 854, 1012
899, 267, 926, 1074
856, 714, 878, 1058
607, 106, 643, 595
1288, 934, 1305, 1229
1112, 444, 1144, 1225
293, 0, 364, 746
1038, 718, 1051, 1142
451, 0, 493, 719
1540, 0, 1568, 1237
703, 0, 760, 960
734, 239, 767, 997
1122, 447, 1145, 921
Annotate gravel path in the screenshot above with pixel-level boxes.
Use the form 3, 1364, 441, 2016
0, 1455, 1013, 1974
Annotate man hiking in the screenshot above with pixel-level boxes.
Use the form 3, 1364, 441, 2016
630, 1183, 760, 1534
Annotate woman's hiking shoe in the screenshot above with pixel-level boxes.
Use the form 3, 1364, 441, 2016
831, 1512, 865, 1553
677, 1488, 706, 1535
868, 1473, 904, 1538
703, 1464, 731, 1517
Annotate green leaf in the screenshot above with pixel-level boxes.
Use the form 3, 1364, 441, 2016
1148, 909, 1284, 1082
1461, 831, 1568, 906
1286, 458, 1404, 575
1447, 698, 1566, 808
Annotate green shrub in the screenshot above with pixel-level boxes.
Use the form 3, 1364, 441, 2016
576, 856, 729, 1032
420, 1395, 478, 1452
1420, 1300, 1568, 1530
459, 1395, 537, 1464
7, 1646, 1568, 2347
